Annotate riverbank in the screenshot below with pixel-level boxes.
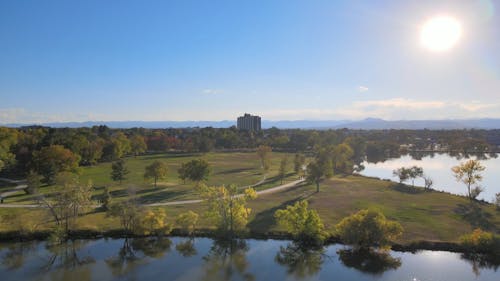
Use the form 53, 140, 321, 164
1, 175, 499, 249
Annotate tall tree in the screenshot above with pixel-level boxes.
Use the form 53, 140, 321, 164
110, 159, 129, 184
452, 159, 486, 200
332, 143, 354, 174
306, 161, 327, 192
130, 135, 147, 157
256, 145, 272, 172
144, 160, 168, 188
32, 145, 80, 184
279, 156, 288, 184
0, 127, 18, 172
199, 184, 257, 237
408, 166, 423, 187
177, 159, 210, 184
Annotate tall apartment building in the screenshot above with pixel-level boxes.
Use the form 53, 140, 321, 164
237, 113, 261, 131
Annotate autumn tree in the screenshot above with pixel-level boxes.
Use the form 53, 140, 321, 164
175, 211, 199, 235
278, 156, 288, 184
177, 159, 210, 184
256, 145, 272, 172
199, 184, 257, 237
130, 135, 147, 157
32, 145, 80, 184
274, 200, 326, 243
335, 209, 403, 250
38, 173, 93, 242
25, 171, 42, 195
144, 160, 168, 188
452, 159, 486, 200
107, 200, 143, 235
140, 209, 171, 236
110, 159, 129, 184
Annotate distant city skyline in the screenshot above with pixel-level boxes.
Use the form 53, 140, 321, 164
1, 0, 499, 123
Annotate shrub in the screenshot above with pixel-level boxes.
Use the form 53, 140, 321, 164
460, 229, 500, 254
175, 211, 199, 235
335, 209, 403, 249
274, 200, 327, 243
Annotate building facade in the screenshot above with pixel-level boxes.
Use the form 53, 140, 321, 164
237, 113, 261, 131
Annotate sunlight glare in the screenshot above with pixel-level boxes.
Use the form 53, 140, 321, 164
420, 16, 462, 52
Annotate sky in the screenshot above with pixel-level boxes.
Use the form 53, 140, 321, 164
1, 0, 499, 123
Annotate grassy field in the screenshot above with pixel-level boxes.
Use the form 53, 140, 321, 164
2, 152, 299, 205
1, 174, 499, 244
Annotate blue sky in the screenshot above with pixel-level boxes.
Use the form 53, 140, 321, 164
1, 0, 499, 123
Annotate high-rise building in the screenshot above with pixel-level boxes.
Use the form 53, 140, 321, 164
237, 113, 261, 131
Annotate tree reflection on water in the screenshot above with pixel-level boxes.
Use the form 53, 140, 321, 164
202, 238, 254, 281
0, 241, 37, 270
461, 252, 500, 277
274, 242, 327, 279
175, 238, 197, 257
337, 248, 401, 275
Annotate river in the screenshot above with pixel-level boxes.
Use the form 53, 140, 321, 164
361, 153, 500, 202
0, 237, 498, 281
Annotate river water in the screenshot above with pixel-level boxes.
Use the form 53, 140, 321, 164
361, 153, 500, 201
0, 237, 498, 281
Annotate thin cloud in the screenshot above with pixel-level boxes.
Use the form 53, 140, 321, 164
202, 89, 222, 95
358, 86, 369, 93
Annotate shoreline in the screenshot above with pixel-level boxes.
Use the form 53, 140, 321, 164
0, 228, 472, 254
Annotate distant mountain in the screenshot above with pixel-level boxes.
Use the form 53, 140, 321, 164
3, 118, 500, 129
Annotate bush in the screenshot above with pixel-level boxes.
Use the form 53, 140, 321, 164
460, 229, 500, 254
274, 200, 327, 244
175, 211, 199, 235
335, 209, 403, 249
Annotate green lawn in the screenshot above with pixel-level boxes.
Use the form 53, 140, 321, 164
2, 152, 299, 205
2, 174, 498, 244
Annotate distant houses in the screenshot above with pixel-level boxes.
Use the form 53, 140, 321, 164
237, 113, 261, 131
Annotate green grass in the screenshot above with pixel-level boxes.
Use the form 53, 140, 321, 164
1, 164, 499, 244
2, 152, 298, 205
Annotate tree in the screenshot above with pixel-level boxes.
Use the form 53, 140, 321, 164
332, 143, 354, 174
140, 209, 171, 236
452, 159, 486, 200
278, 157, 288, 184
495, 193, 500, 210
335, 209, 403, 250
107, 200, 143, 235
393, 167, 410, 184
256, 145, 272, 172
110, 159, 129, 184
293, 153, 306, 177
423, 175, 433, 190
144, 160, 168, 188
175, 211, 199, 235
32, 145, 80, 184
177, 159, 210, 184
408, 166, 423, 187
37, 173, 93, 241
25, 171, 42, 195
101, 186, 111, 210
130, 135, 147, 157
274, 200, 326, 243
199, 184, 257, 236
306, 161, 327, 192
0, 127, 18, 172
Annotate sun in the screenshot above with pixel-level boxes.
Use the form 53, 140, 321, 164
420, 16, 462, 52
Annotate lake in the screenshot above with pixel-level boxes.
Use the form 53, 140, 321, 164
361, 153, 500, 202
0, 237, 498, 281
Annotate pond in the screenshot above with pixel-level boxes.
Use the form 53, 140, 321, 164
0, 237, 498, 281
361, 153, 500, 201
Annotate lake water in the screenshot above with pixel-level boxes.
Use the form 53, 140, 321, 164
0, 237, 498, 281
361, 153, 500, 202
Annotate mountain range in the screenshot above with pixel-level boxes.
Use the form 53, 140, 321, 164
3, 118, 500, 130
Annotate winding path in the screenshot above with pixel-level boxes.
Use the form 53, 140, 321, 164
0, 178, 305, 208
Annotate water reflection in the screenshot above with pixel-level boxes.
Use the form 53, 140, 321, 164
202, 239, 254, 281
0, 241, 37, 270
337, 248, 401, 275
274, 242, 326, 279
461, 253, 500, 277
175, 238, 197, 257
106, 237, 171, 277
